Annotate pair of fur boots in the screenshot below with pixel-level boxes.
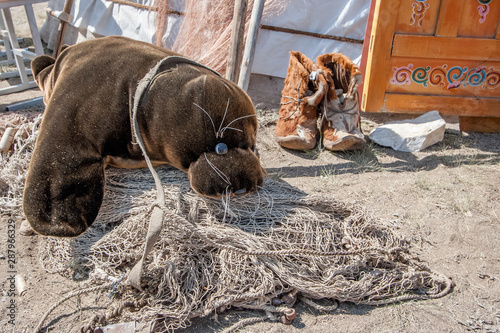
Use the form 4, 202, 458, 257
275, 51, 365, 151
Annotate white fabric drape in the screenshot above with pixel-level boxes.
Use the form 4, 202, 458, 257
40, 0, 370, 78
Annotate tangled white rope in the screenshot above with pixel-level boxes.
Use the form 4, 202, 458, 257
1, 115, 453, 333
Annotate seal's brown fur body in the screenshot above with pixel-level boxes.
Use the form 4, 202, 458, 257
25, 36, 264, 237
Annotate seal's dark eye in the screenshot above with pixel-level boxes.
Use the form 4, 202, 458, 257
215, 142, 228, 155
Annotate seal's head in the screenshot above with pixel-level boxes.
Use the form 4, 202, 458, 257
142, 65, 266, 198
188, 147, 265, 198
138, 63, 267, 199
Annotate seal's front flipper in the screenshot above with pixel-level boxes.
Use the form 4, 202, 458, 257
23, 150, 105, 237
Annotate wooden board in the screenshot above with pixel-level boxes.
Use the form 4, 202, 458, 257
460, 116, 500, 132
387, 58, 500, 98
361, 0, 500, 132
392, 35, 500, 60
384, 94, 500, 117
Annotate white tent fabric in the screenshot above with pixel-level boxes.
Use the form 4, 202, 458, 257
40, 0, 370, 78
256, 0, 369, 77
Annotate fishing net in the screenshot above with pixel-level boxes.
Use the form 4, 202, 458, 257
106, 0, 290, 76
1, 115, 451, 332
156, 0, 290, 76
0, 111, 43, 216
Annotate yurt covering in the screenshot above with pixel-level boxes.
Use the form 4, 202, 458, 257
40, 0, 370, 79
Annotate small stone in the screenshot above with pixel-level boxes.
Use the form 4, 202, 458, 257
19, 220, 35, 236
0, 179, 8, 193
271, 297, 283, 306
95, 322, 135, 333
369, 111, 446, 152
282, 293, 297, 307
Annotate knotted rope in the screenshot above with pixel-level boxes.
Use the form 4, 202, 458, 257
127, 56, 222, 290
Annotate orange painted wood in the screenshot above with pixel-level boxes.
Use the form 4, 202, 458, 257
459, 116, 500, 132
386, 58, 500, 98
383, 93, 500, 117
392, 35, 500, 60
395, 0, 439, 35
436, 0, 466, 37
497, 16, 500, 39
363, 0, 500, 132
358, 0, 377, 98
458, 0, 500, 38
361, 0, 402, 112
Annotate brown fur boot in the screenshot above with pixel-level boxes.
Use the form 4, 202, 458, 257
275, 51, 327, 150
316, 53, 365, 151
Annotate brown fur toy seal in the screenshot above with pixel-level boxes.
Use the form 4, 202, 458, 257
24, 36, 265, 237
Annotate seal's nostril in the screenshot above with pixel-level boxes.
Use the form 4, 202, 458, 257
234, 188, 246, 195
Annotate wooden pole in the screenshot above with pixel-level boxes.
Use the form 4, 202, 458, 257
226, 0, 247, 82
237, 0, 265, 91
53, 0, 74, 58
155, 0, 169, 47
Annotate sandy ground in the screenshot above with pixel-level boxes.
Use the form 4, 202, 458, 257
1, 2, 500, 333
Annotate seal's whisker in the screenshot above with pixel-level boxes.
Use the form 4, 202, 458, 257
193, 103, 217, 138
217, 98, 230, 136
204, 153, 231, 185
222, 127, 243, 133
205, 155, 229, 184
221, 185, 231, 223
220, 114, 257, 136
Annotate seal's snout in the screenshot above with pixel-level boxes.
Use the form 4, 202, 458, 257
187, 148, 265, 199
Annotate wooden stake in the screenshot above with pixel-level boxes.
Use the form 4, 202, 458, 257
237, 0, 265, 91
226, 0, 247, 82
53, 0, 74, 58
